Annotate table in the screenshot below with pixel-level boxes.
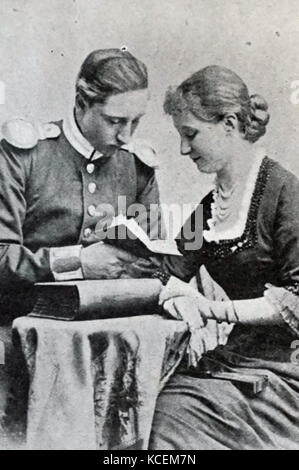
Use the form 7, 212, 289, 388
12, 315, 188, 450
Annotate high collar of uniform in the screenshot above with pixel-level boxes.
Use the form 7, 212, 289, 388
62, 109, 103, 161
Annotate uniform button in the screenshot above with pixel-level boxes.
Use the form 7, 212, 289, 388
84, 227, 92, 238
88, 182, 97, 194
86, 163, 95, 174
88, 205, 96, 216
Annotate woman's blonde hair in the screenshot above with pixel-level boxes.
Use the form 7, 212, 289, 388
164, 65, 270, 143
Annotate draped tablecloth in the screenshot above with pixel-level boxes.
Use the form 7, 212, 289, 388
12, 315, 188, 450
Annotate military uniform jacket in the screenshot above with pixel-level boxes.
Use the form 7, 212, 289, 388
0, 113, 163, 306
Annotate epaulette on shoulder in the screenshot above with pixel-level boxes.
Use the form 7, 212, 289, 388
122, 139, 159, 169
1, 118, 61, 149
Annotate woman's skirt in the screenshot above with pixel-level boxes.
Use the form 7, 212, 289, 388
149, 350, 299, 450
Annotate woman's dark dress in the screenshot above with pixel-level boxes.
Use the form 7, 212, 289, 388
149, 157, 299, 450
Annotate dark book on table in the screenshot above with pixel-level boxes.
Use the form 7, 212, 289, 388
28, 279, 162, 321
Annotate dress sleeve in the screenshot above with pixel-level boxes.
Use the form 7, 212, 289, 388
264, 172, 299, 335
157, 203, 204, 283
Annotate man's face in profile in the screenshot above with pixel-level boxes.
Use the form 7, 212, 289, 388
77, 89, 149, 154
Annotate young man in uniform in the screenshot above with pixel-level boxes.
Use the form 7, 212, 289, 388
0, 49, 164, 430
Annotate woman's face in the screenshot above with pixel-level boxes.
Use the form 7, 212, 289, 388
77, 89, 149, 154
172, 111, 232, 174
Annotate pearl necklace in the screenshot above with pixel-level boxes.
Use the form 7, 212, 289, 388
204, 151, 266, 243
211, 180, 239, 226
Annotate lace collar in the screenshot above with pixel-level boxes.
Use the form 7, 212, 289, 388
201, 153, 274, 259
204, 149, 266, 243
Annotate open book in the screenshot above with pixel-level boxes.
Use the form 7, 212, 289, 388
95, 214, 182, 258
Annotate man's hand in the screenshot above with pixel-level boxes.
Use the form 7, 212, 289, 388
81, 243, 138, 279
81, 243, 162, 280
120, 255, 162, 279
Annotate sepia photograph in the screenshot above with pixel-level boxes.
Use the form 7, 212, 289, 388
0, 0, 298, 453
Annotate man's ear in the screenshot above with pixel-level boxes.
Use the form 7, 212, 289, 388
222, 113, 238, 134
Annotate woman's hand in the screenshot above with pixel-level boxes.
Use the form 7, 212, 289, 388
159, 276, 213, 320
159, 276, 228, 369
163, 296, 207, 328
159, 276, 203, 304
163, 295, 209, 368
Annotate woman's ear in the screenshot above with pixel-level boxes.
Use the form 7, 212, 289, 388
222, 113, 238, 134
75, 93, 88, 112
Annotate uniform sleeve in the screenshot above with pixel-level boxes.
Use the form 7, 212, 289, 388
264, 172, 299, 335
0, 141, 83, 291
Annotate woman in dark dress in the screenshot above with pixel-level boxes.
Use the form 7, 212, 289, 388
150, 65, 299, 450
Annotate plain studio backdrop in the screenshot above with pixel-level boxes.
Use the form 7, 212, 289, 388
0, 0, 299, 233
